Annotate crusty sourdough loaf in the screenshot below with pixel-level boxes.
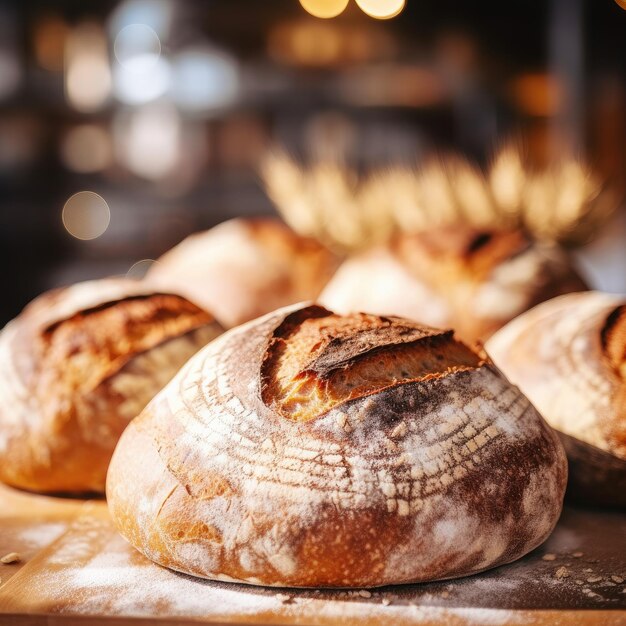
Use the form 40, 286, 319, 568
147, 217, 339, 328
0, 278, 223, 494
487, 291, 626, 508
107, 303, 567, 588
320, 226, 586, 344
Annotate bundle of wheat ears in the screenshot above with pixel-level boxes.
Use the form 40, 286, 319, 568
261, 145, 620, 254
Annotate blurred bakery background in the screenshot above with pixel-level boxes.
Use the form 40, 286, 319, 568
1, 0, 625, 326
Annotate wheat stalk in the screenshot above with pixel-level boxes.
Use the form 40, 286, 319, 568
261, 145, 620, 253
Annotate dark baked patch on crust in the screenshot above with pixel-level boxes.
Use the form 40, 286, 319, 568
261, 305, 483, 422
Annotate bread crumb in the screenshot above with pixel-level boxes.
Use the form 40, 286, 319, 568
583, 568, 593, 573
381, 598, 391, 606
611, 576, 624, 584
275, 593, 291, 604
586, 575, 603, 583
0, 553, 20, 564
441, 591, 450, 598
358, 590, 372, 598
542, 553, 556, 561
554, 566, 569, 579
572, 551, 583, 558
575, 579, 584, 585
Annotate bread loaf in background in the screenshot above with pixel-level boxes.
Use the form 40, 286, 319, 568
147, 217, 339, 328
107, 303, 567, 588
487, 291, 626, 508
0, 278, 223, 494
320, 226, 587, 344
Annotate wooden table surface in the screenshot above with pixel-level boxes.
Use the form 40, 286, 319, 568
0, 483, 625, 626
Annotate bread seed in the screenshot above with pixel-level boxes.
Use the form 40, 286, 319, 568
572, 551, 583, 558
612, 576, 624, 584
554, 566, 569, 579
358, 590, 372, 598
586, 576, 603, 583
542, 553, 556, 561
0, 553, 20, 564
381, 598, 391, 606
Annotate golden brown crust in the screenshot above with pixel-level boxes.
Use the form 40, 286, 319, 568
147, 217, 340, 328
107, 303, 567, 588
0, 278, 223, 493
486, 292, 626, 507
321, 226, 587, 343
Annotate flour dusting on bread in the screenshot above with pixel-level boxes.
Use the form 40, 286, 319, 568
107, 303, 567, 587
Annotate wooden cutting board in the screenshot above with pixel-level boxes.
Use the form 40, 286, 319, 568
0, 483, 625, 626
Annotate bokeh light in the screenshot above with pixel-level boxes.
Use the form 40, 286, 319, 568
114, 23, 161, 67
171, 47, 239, 112
62, 191, 111, 240
510, 73, 563, 117
109, 0, 172, 40
355, 0, 405, 19
126, 259, 158, 279
33, 14, 68, 72
113, 55, 170, 105
60, 125, 113, 173
114, 103, 181, 179
299, 0, 350, 19
65, 23, 111, 112
269, 21, 343, 67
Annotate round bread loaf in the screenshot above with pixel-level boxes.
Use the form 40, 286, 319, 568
486, 291, 626, 508
107, 303, 567, 588
147, 217, 339, 328
0, 278, 223, 494
320, 226, 586, 343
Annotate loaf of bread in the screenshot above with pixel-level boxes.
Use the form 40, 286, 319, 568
320, 226, 586, 343
0, 279, 223, 494
107, 303, 567, 587
487, 291, 626, 508
147, 217, 339, 328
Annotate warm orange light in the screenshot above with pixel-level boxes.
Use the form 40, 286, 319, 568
269, 21, 344, 67
33, 15, 68, 72
614, 0, 626, 9
355, 0, 405, 19
510, 73, 563, 117
299, 0, 349, 19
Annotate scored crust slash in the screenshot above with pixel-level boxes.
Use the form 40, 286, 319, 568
106, 302, 567, 588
